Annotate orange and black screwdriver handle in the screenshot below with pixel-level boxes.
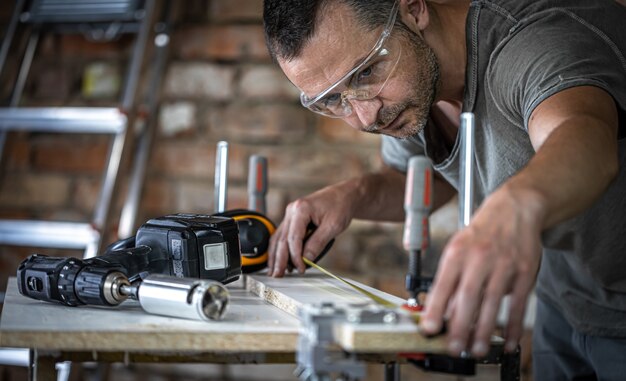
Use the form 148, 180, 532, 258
216, 209, 333, 273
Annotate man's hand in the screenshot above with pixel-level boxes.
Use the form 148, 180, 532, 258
420, 86, 619, 357
421, 184, 543, 357
267, 181, 357, 277
268, 166, 428, 277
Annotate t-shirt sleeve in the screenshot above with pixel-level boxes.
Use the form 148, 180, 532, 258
486, 10, 626, 130
380, 134, 426, 173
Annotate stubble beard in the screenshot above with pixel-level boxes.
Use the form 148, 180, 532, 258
362, 34, 440, 140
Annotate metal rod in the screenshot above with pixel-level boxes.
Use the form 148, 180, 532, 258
121, 0, 155, 111
93, 0, 155, 252
0, 0, 26, 79
384, 362, 400, 381
0, 28, 39, 163
214, 141, 229, 213
458, 112, 475, 228
93, 130, 127, 232
10, 30, 39, 107
118, 5, 172, 239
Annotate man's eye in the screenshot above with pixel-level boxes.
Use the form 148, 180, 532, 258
322, 93, 341, 107
357, 66, 373, 82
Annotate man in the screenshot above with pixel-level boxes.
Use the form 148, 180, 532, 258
263, 0, 626, 378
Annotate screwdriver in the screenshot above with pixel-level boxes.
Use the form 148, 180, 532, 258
248, 155, 268, 214
403, 156, 434, 308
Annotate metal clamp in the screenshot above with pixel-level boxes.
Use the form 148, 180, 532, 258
295, 303, 399, 381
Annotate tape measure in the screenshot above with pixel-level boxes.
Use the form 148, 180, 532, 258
303, 257, 421, 323
217, 209, 276, 273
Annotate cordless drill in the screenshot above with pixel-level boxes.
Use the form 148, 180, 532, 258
17, 213, 243, 308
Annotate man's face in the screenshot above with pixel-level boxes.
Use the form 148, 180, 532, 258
278, 2, 440, 139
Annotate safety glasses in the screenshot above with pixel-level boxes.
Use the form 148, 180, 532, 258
300, 1, 401, 118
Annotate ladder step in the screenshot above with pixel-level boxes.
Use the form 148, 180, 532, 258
27, 0, 140, 23
0, 107, 127, 134
0, 348, 30, 367
0, 220, 100, 249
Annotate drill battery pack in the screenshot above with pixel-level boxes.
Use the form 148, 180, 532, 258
111, 213, 243, 283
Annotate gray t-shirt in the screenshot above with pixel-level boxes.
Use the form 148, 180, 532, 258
382, 0, 626, 336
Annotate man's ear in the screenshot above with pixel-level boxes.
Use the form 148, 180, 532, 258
400, 0, 430, 33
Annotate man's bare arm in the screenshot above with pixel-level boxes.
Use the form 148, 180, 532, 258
421, 85, 619, 357
268, 163, 456, 276
352, 165, 456, 221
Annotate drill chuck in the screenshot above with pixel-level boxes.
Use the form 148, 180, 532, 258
75, 268, 130, 306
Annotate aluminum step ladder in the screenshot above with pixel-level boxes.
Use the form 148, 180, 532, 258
0, 2, 159, 380
0, 0, 156, 259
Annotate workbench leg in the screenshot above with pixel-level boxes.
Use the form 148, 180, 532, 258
500, 346, 521, 381
29, 350, 57, 381
384, 362, 400, 381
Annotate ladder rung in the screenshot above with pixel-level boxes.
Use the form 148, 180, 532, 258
0, 348, 30, 367
0, 220, 100, 249
27, 0, 140, 23
0, 107, 127, 134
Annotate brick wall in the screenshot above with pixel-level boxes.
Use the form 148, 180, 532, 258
0, 0, 456, 298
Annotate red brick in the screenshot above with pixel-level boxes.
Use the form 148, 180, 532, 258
238, 65, 300, 100
174, 25, 269, 61
164, 62, 236, 100
317, 116, 381, 146
0, 173, 70, 208
175, 180, 214, 213
0, 209, 31, 219
150, 141, 213, 179
59, 35, 130, 58
176, 0, 209, 22
31, 135, 108, 174
174, 182, 251, 214
252, 145, 367, 187
140, 178, 175, 214
209, 0, 262, 22
4, 132, 31, 170
206, 103, 310, 144
158, 101, 197, 137
33, 64, 72, 100
0, 3, 15, 20
73, 177, 101, 214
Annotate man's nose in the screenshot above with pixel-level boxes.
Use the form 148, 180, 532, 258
350, 98, 383, 128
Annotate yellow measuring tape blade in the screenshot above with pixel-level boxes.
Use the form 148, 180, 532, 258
303, 257, 400, 309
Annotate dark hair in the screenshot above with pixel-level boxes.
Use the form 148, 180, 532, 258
263, 0, 396, 62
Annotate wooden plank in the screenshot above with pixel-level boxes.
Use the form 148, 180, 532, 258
245, 271, 398, 316
0, 278, 299, 352
247, 271, 448, 354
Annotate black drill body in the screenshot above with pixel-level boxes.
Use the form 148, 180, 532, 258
17, 213, 242, 307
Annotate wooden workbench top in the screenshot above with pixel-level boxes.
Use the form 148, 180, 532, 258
1, 272, 448, 354
0, 277, 300, 352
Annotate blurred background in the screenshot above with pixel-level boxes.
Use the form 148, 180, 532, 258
0, 0, 503, 380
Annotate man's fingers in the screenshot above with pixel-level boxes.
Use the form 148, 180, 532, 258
446, 253, 490, 356
286, 212, 310, 274
272, 238, 290, 277
422, 244, 464, 336
469, 265, 511, 357
302, 223, 335, 262
267, 226, 281, 276
504, 276, 532, 352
